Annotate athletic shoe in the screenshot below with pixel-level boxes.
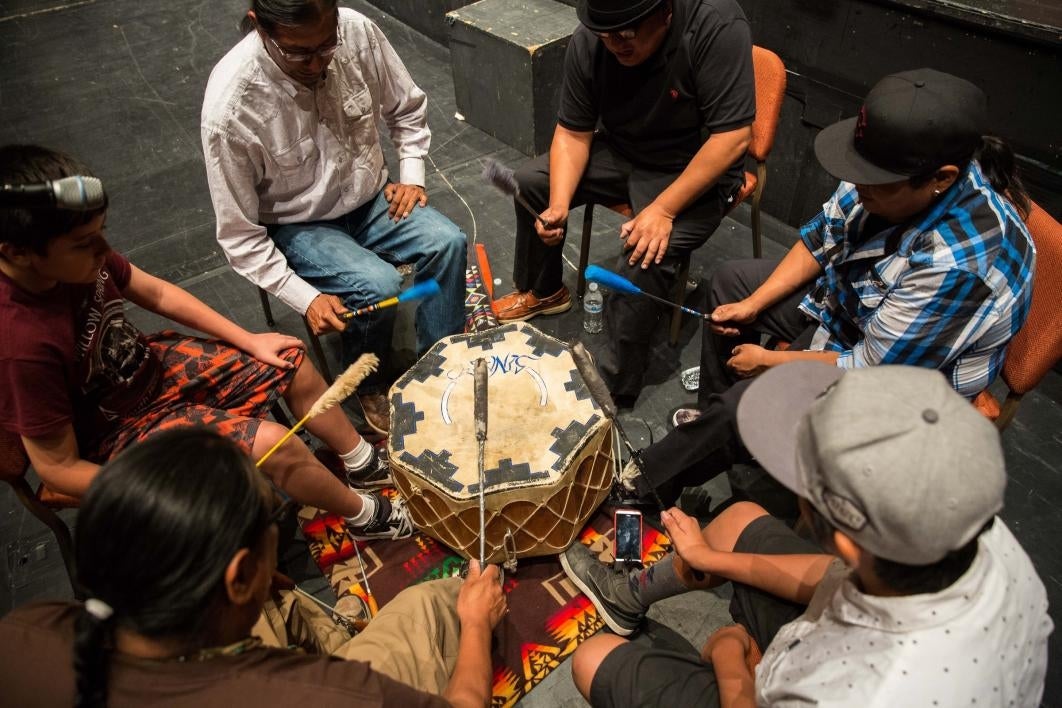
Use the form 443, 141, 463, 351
348, 493, 413, 541
314, 445, 392, 490
345, 444, 393, 490
494, 286, 572, 322
559, 541, 644, 636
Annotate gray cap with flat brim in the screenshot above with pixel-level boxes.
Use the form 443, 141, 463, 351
737, 362, 1005, 565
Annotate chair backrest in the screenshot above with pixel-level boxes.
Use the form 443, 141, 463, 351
748, 46, 787, 163
1003, 200, 1062, 394
0, 428, 29, 483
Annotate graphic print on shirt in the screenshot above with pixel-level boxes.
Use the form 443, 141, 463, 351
75, 267, 159, 421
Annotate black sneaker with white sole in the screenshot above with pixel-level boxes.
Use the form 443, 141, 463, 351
559, 542, 644, 636
345, 444, 393, 490
348, 493, 413, 541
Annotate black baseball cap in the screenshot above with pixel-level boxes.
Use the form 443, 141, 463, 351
814, 69, 987, 185
577, 0, 666, 32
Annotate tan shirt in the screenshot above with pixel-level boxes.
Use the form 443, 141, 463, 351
201, 8, 430, 315
0, 602, 449, 708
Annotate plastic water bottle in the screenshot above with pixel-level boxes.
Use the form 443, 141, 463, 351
583, 282, 604, 334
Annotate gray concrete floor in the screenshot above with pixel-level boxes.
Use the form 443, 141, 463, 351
1, 1, 1059, 705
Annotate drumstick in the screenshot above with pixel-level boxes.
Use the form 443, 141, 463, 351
481, 158, 550, 228
473, 358, 489, 567
256, 354, 379, 467
570, 342, 666, 511
585, 265, 709, 319
340, 279, 441, 320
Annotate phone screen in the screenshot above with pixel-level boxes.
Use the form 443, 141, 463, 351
614, 511, 642, 562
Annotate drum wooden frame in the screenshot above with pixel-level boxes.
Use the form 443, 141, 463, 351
388, 323, 614, 564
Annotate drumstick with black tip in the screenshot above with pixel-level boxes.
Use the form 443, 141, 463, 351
481, 158, 550, 228
473, 358, 489, 568
569, 342, 666, 511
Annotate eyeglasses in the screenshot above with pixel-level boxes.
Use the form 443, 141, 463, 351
593, 4, 669, 41
594, 27, 638, 41
268, 32, 342, 64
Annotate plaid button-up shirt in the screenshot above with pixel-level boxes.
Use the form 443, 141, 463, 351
799, 161, 1035, 398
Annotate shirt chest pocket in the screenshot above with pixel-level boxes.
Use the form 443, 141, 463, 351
273, 135, 320, 173
342, 87, 376, 147
854, 262, 900, 315
268, 135, 320, 198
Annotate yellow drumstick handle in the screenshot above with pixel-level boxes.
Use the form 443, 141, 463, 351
255, 410, 313, 467
342, 296, 401, 320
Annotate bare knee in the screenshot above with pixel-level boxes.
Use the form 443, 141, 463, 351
703, 501, 769, 552
572, 634, 628, 700
252, 420, 310, 473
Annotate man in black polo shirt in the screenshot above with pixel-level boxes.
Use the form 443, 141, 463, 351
493, 0, 755, 401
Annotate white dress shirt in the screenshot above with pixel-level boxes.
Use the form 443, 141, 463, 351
756, 519, 1052, 707
201, 8, 430, 315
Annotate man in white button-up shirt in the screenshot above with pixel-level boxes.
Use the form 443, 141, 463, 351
561, 363, 1051, 707
201, 1, 466, 432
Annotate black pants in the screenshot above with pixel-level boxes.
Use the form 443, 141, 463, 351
512, 138, 731, 398
588, 515, 821, 708
639, 259, 816, 494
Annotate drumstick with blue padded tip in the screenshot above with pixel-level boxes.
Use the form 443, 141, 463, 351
340, 279, 441, 320
473, 358, 489, 569
570, 342, 666, 511
584, 265, 710, 319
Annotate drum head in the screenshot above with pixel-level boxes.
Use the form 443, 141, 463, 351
388, 323, 607, 500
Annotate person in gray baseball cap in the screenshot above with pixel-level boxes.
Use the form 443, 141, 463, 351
563, 362, 1051, 707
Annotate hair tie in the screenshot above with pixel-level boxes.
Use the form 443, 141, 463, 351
85, 598, 114, 621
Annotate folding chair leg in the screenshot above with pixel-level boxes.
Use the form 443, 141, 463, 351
259, 287, 276, 328
9, 478, 82, 600
669, 257, 692, 346
578, 204, 596, 298
751, 164, 766, 259
303, 319, 334, 381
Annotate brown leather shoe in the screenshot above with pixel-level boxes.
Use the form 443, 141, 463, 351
494, 286, 572, 322
358, 392, 390, 434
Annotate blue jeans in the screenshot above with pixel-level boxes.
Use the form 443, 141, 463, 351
269, 189, 466, 390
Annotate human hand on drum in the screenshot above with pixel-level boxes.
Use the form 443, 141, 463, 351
458, 561, 508, 630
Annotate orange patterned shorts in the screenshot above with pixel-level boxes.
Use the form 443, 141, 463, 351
91, 331, 303, 462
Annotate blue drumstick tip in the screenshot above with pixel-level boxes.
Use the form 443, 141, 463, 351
398, 278, 442, 303
584, 265, 641, 295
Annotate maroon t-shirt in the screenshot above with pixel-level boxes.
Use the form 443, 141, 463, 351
0, 252, 160, 453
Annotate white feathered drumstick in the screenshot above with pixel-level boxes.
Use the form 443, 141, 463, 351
256, 354, 380, 468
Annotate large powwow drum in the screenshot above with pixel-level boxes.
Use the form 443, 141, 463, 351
388, 322, 614, 564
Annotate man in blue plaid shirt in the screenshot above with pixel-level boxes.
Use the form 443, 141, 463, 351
620, 68, 1035, 502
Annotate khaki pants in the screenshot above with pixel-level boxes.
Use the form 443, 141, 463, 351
252, 578, 463, 694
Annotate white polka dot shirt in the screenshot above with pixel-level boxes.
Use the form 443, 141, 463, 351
756, 519, 1052, 706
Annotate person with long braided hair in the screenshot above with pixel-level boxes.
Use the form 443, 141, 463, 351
0, 429, 506, 707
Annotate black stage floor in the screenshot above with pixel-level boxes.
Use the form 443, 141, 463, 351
1, 1, 1059, 703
